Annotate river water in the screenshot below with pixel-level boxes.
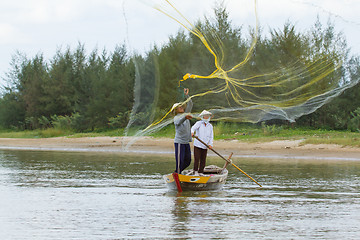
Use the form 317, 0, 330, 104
0, 150, 359, 239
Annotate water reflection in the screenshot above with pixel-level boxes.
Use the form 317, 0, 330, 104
171, 195, 190, 237
1, 150, 360, 239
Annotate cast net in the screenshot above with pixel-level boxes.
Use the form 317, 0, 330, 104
124, 0, 360, 142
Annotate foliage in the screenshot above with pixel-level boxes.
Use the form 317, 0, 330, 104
348, 107, 360, 132
261, 122, 283, 136
0, 91, 25, 129
108, 111, 130, 128
51, 115, 73, 130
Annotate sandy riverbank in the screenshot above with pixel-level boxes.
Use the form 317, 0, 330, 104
1, 136, 360, 161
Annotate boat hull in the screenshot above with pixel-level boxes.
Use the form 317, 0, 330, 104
163, 165, 228, 191
165, 180, 226, 191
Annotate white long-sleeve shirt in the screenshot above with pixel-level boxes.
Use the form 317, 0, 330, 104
191, 120, 213, 149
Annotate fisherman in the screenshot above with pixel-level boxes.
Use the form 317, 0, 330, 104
172, 88, 193, 174
191, 110, 214, 176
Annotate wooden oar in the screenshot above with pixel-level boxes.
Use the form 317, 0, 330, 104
194, 136, 262, 188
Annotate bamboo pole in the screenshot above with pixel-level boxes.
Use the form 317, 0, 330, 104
194, 136, 262, 188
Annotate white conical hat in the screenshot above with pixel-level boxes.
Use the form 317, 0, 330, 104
199, 110, 212, 117
171, 103, 181, 113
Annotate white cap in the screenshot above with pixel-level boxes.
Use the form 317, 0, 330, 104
199, 110, 212, 117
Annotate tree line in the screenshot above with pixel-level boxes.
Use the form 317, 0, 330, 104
1, 5, 360, 132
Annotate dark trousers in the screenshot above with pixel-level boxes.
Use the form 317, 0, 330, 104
174, 143, 191, 174
193, 146, 208, 173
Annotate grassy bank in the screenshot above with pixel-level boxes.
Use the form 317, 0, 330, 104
0, 128, 123, 138
0, 123, 359, 147
150, 123, 360, 147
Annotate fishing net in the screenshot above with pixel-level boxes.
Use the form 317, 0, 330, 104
123, 0, 360, 141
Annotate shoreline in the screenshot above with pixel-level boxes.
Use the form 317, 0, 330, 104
1, 136, 360, 161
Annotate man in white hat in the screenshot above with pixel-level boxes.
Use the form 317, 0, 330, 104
173, 88, 193, 174
190, 110, 213, 175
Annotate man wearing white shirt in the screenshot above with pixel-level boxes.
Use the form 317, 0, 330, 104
191, 110, 214, 175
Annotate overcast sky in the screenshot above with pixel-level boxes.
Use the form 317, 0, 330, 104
1, 0, 359, 89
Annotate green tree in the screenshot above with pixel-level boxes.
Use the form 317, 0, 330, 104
0, 91, 25, 128
45, 47, 77, 116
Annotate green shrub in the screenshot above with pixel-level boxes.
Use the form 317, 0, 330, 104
38, 116, 51, 129
261, 122, 283, 136
51, 115, 72, 130
348, 108, 360, 132
108, 111, 130, 128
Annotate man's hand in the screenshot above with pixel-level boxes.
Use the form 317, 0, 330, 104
209, 145, 213, 149
185, 114, 192, 120
184, 88, 189, 96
